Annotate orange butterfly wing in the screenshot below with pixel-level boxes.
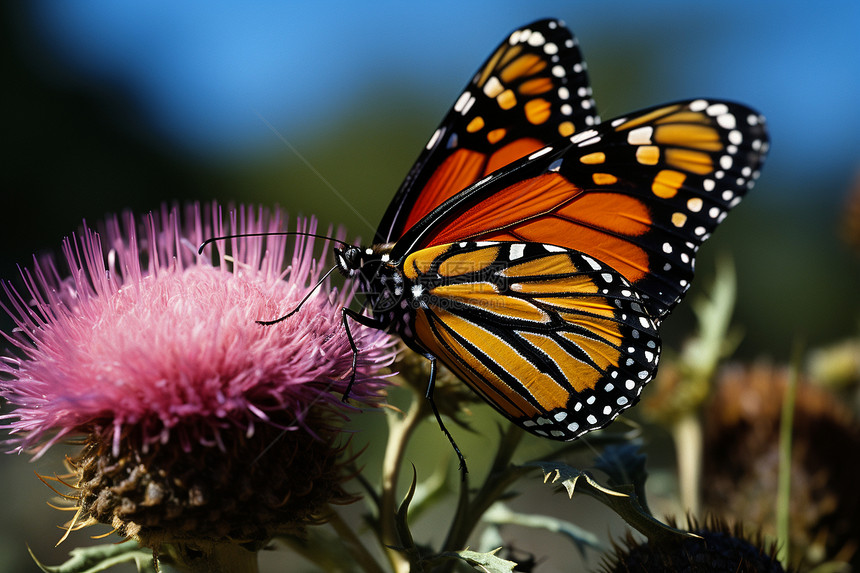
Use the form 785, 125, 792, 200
395, 100, 769, 318
398, 242, 660, 438
375, 18, 599, 245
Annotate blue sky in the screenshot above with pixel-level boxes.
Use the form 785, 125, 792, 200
23, 1, 860, 201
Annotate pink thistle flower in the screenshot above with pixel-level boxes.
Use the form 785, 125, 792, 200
0, 203, 395, 550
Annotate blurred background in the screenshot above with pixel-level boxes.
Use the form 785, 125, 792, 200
1, 1, 858, 571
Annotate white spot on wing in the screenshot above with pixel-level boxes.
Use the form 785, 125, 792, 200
527, 31, 546, 46
528, 147, 553, 160
571, 129, 598, 144
453, 91, 471, 113
461, 95, 476, 115
627, 126, 653, 145
581, 255, 601, 270
426, 128, 442, 150
707, 103, 729, 117
509, 244, 525, 260
717, 113, 736, 129
483, 76, 504, 98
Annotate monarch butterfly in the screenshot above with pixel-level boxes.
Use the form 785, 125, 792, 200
273, 18, 768, 469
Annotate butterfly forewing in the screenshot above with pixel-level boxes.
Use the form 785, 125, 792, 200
557, 100, 769, 316
376, 18, 599, 245
395, 99, 769, 319
401, 241, 659, 440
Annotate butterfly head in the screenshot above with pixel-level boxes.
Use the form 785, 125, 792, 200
333, 244, 394, 277
333, 243, 408, 321
333, 245, 364, 278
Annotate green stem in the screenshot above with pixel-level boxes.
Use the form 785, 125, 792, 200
380, 389, 428, 573
776, 344, 801, 568
442, 425, 525, 556
672, 411, 702, 516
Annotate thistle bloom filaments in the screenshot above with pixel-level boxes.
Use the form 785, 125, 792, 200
0, 203, 395, 552
601, 516, 789, 573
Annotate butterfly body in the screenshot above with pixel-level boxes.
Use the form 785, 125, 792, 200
332, 18, 768, 453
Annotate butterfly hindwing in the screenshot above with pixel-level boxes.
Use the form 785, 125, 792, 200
400, 241, 659, 439
394, 99, 769, 319
376, 18, 599, 245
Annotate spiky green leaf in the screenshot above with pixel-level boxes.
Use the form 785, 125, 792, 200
450, 548, 517, 573
528, 461, 693, 543
28, 543, 157, 573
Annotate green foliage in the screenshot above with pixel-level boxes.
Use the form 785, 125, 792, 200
446, 548, 517, 573
481, 503, 604, 557
528, 461, 692, 543
28, 544, 157, 573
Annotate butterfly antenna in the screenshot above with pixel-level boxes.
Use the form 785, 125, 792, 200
197, 231, 350, 255
256, 264, 340, 326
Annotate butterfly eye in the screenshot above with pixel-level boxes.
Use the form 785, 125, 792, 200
334, 246, 362, 275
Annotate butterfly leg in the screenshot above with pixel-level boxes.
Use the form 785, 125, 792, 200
424, 354, 468, 478
341, 308, 468, 476
341, 307, 388, 401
